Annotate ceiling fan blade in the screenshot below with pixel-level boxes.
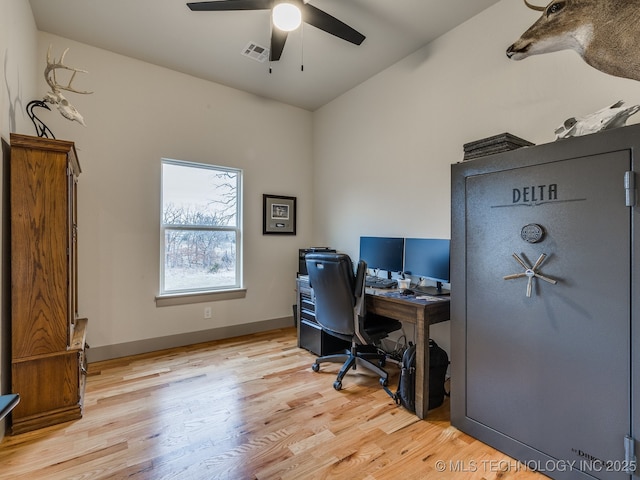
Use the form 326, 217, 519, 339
187, 0, 272, 11
270, 29, 288, 61
302, 4, 365, 45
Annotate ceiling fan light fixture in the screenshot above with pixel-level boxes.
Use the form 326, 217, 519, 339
272, 3, 302, 32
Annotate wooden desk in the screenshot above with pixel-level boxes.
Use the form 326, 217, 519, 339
366, 290, 450, 419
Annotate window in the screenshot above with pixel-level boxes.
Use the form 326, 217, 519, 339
160, 159, 242, 296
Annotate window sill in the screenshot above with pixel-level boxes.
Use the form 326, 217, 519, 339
155, 288, 247, 307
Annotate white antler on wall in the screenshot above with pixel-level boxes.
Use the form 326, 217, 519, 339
43, 45, 93, 126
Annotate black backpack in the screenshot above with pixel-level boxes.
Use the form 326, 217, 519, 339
385, 339, 449, 412
427, 339, 450, 409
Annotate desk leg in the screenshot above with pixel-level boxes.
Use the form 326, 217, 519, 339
415, 309, 428, 420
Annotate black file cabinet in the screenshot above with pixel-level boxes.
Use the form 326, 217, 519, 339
296, 276, 350, 356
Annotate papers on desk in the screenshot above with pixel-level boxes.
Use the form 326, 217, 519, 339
376, 291, 449, 303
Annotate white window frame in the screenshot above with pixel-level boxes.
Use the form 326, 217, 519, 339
157, 158, 244, 306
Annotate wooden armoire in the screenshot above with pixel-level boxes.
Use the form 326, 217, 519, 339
9, 133, 87, 434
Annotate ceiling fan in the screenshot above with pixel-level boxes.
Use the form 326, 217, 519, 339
186, 0, 366, 62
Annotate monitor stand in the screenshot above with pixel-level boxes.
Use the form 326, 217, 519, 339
413, 281, 450, 296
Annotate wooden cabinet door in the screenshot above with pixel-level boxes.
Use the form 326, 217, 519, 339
11, 144, 70, 357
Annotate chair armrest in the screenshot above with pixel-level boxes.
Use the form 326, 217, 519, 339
354, 260, 367, 297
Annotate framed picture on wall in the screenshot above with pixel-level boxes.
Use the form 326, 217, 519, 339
263, 194, 297, 235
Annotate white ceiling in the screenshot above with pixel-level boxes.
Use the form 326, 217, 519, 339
29, 0, 500, 111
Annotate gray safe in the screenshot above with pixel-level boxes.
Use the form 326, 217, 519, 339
451, 124, 640, 480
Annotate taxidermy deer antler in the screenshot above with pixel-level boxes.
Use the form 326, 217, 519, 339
43, 45, 92, 126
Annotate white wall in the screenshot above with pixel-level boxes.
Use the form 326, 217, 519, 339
34, 32, 313, 357
0, 0, 38, 441
0, 0, 37, 136
312, 0, 640, 354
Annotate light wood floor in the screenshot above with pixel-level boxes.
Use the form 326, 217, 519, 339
0, 328, 546, 479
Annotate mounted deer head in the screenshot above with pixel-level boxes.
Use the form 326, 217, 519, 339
43, 45, 92, 125
506, 0, 640, 81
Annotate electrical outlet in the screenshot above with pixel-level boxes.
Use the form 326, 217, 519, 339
204, 307, 212, 319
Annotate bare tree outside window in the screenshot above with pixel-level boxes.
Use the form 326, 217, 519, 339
160, 160, 242, 294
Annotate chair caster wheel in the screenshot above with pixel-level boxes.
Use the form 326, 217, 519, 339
379, 377, 388, 387
312, 363, 320, 372
333, 381, 342, 391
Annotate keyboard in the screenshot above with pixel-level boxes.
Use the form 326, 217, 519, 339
365, 276, 397, 289
411, 284, 450, 296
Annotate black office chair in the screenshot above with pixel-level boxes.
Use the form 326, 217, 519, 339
305, 252, 402, 390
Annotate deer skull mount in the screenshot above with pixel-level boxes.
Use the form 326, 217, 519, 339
27, 45, 93, 139
44, 45, 92, 126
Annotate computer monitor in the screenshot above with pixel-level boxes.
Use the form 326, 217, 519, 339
403, 238, 450, 295
359, 236, 404, 277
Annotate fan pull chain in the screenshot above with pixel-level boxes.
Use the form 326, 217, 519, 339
269, 21, 273, 74
301, 22, 304, 71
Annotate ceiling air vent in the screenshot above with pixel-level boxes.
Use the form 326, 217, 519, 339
242, 42, 269, 63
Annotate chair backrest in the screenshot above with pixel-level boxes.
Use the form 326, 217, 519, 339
305, 253, 365, 337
